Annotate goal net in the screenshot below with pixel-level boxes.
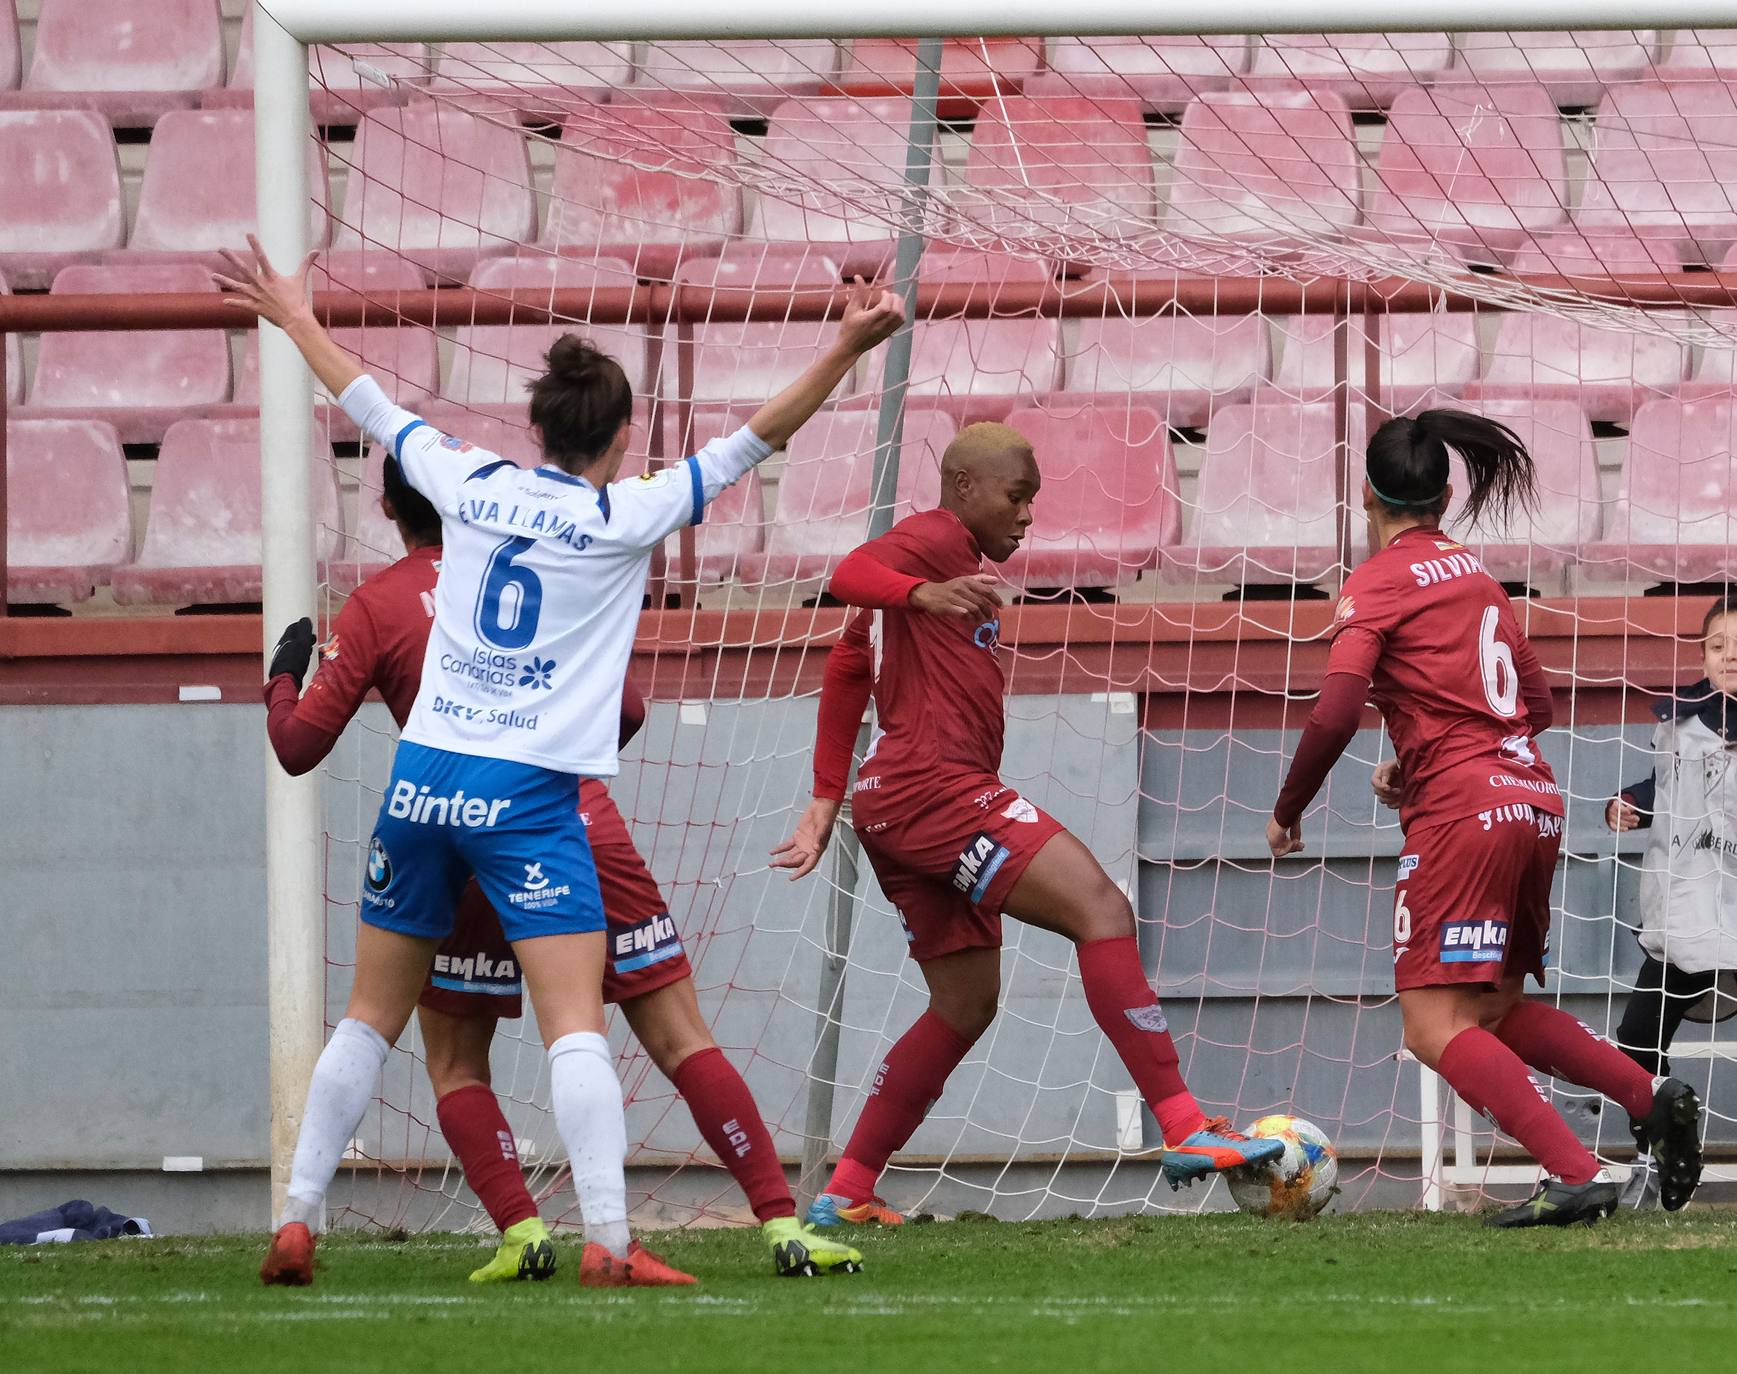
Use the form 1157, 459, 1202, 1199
283, 25, 1737, 1230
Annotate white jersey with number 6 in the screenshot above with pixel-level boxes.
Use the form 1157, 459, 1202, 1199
339, 374, 770, 777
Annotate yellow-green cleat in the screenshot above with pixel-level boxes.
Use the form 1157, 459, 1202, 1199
763, 1216, 863, 1277
468, 1216, 558, 1283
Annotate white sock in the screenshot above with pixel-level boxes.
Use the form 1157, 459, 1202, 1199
279, 1018, 390, 1231
547, 1031, 630, 1258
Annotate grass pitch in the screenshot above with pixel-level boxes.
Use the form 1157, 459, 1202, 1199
4, 1211, 1733, 1374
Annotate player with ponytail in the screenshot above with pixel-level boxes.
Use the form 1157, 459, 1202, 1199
1269, 408, 1704, 1227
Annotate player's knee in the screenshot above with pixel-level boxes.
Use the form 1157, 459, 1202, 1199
932, 986, 998, 1042
1402, 1020, 1448, 1069
1068, 873, 1135, 943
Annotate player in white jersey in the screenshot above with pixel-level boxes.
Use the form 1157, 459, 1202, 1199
217, 236, 903, 1287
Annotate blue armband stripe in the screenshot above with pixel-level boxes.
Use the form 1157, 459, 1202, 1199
686, 454, 705, 527
391, 419, 426, 458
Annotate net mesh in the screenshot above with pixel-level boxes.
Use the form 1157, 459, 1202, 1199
286, 26, 1737, 1230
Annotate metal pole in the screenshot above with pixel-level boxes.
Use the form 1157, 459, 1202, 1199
797, 38, 944, 1206
254, 2, 323, 1229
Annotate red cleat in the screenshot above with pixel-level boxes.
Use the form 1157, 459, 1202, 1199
579, 1240, 697, 1288
260, 1221, 316, 1286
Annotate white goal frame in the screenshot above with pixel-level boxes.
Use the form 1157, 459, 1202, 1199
252, 0, 1737, 1222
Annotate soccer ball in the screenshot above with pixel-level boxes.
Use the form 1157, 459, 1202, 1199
1225, 1115, 1339, 1220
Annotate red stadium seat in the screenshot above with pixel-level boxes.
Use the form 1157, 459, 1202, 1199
443, 255, 646, 405
217, 11, 427, 121
1272, 313, 1477, 413
1574, 82, 1737, 265
543, 99, 742, 279
1453, 30, 1660, 108
127, 109, 330, 266
672, 248, 851, 404
430, 42, 633, 113
1170, 399, 1344, 586
1659, 30, 1737, 79
1, 273, 19, 407
1466, 311, 1686, 426
963, 96, 1156, 246
1584, 395, 1737, 584
0, 2, 17, 92
1505, 228, 1685, 276
0, 110, 124, 289
1677, 297, 1737, 397
998, 402, 1179, 589
232, 255, 440, 441
6, 418, 131, 605
1165, 89, 1361, 254
634, 40, 842, 113
1064, 296, 1269, 428
111, 418, 342, 607
752, 96, 922, 276
1249, 33, 1452, 109
1030, 37, 1248, 113
1367, 84, 1570, 264
745, 404, 957, 584
330, 104, 537, 284
22, 264, 231, 444
10, 0, 222, 126
834, 39, 1043, 115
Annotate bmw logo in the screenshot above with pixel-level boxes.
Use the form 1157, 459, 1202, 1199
366, 837, 393, 892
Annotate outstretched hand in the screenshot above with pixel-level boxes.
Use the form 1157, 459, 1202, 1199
836, 276, 906, 355
770, 797, 844, 881
213, 233, 319, 332
911, 574, 1002, 622
1266, 816, 1304, 860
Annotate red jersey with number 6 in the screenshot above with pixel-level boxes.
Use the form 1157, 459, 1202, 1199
1330, 526, 1562, 830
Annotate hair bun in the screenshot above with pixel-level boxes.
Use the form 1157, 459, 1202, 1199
545, 333, 604, 381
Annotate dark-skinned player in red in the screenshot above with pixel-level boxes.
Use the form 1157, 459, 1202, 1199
772, 421, 1282, 1227
1266, 407, 1704, 1227
263, 455, 862, 1282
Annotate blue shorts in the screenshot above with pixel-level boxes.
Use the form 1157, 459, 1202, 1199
360, 741, 605, 943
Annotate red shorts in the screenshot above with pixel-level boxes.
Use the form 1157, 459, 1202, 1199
419, 780, 693, 1019
852, 772, 1065, 963
1391, 803, 1562, 993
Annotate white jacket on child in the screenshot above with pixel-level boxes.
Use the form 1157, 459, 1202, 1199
1637, 711, 1737, 975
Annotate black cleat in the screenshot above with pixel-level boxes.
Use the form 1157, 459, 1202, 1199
1486, 1174, 1620, 1229
1635, 1078, 1704, 1212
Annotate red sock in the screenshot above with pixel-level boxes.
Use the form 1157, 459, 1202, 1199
1495, 1000, 1657, 1120
435, 1084, 538, 1232
1076, 936, 1203, 1145
671, 1047, 795, 1221
824, 1010, 975, 1204
1436, 1027, 1600, 1184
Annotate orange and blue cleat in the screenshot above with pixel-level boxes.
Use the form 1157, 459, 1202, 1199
259, 1221, 316, 1286
579, 1239, 697, 1288
804, 1193, 905, 1228
1160, 1116, 1285, 1189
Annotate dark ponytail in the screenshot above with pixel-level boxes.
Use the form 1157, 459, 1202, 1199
1365, 408, 1537, 531
526, 334, 633, 472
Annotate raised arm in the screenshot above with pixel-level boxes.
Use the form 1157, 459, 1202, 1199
214, 235, 362, 399
747, 278, 905, 451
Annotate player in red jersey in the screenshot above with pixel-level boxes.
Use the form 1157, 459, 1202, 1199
1268, 408, 1704, 1226
772, 422, 1283, 1226
261, 456, 862, 1283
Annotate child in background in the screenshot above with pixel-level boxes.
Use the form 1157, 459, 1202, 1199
1605, 592, 1737, 1208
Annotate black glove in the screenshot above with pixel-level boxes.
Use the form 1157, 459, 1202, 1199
269, 617, 317, 687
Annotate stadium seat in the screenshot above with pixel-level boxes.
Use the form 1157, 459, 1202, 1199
1584, 395, 1737, 584
1063, 296, 1269, 429
1575, 82, 1737, 266
430, 42, 634, 114
1504, 227, 1685, 276
634, 40, 842, 113
0, 2, 17, 92
0, 110, 125, 289
10, 0, 223, 126
962, 96, 1156, 245
542, 99, 742, 279
1466, 311, 1687, 426
217, 11, 427, 121
232, 256, 440, 440
127, 109, 331, 265
330, 104, 537, 284
1659, 30, 1737, 78
998, 403, 1179, 588
110, 418, 342, 608
22, 264, 232, 444
1030, 37, 1248, 113
1165, 89, 1361, 253
1453, 30, 1661, 108
1367, 84, 1570, 264
1169, 399, 1344, 585
745, 404, 957, 584
1677, 293, 1737, 398
443, 255, 647, 404
835, 39, 1043, 114
1271, 313, 1478, 413
751, 96, 924, 276
1438, 398, 1601, 583
2, 273, 19, 408
6, 418, 131, 606
672, 248, 852, 404
1249, 33, 1453, 109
